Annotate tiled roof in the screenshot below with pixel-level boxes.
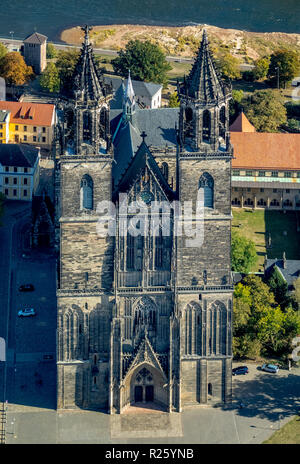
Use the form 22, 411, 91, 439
0, 144, 39, 167
24, 32, 47, 44
231, 132, 300, 170
0, 101, 55, 127
230, 112, 256, 132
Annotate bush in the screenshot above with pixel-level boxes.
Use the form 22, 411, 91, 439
242, 70, 255, 82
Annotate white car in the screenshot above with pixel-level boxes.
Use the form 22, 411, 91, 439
261, 363, 279, 373
18, 308, 36, 317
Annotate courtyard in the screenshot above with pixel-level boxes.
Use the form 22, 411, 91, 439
232, 208, 300, 272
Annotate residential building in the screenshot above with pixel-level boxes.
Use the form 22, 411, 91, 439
265, 253, 300, 291
0, 101, 55, 149
54, 28, 233, 413
0, 143, 40, 201
105, 75, 162, 110
230, 113, 300, 209
0, 110, 10, 144
23, 32, 47, 74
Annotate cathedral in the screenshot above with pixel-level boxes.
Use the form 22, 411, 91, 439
54, 26, 233, 413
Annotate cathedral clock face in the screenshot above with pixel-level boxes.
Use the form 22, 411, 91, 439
139, 190, 154, 205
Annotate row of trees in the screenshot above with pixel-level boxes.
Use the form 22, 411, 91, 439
244, 49, 300, 88
215, 47, 300, 88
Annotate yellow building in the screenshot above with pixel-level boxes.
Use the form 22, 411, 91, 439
0, 144, 40, 201
0, 110, 10, 144
0, 101, 55, 149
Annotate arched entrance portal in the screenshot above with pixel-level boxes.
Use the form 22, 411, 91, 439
133, 367, 154, 403
121, 363, 168, 412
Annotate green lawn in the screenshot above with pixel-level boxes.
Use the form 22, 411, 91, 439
264, 416, 300, 444
232, 209, 300, 272
166, 60, 192, 82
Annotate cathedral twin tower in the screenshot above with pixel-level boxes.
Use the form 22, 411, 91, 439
55, 26, 233, 413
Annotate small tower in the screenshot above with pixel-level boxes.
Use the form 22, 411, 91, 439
62, 25, 113, 156
177, 29, 231, 152
123, 70, 136, 123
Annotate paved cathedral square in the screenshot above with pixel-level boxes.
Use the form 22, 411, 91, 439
54, 26, 233, 413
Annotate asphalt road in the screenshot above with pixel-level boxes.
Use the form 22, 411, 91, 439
0, 36, 255, 68
0, 201, 57, 412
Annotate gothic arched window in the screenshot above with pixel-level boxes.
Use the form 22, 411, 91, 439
100, 108, 107, 138
219, 106, 226, 139
161, 162, 169, 183
80, 174, 93, 210
184, 107, 193, 139
126, 233, 135, 270
155, 228, 163, 269
83, 111, 92, 142
199, 172, 214, 208
202, 110, 211, 141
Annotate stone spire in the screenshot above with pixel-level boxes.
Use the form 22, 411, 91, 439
179, 29, 230, 103
71, 25, 109, 103
123, 70, 136, 123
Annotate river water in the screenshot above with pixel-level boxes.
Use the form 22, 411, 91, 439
0, 0, 299, 41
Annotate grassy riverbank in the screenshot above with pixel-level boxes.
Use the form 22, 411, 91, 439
60, 23, 300, 63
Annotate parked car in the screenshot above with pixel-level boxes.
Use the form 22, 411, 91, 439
18, 308, 36, 317
232, 366, 249, 376
19, 284, 34, 292
261, 363, 279, 373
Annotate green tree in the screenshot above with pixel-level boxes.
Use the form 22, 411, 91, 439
233, 334, 261, 359
55, 49, 79, 94
0, 43, 8, 61
253, 56, 270, 80
168, 91, 179, 108
215, 52, 241, 80
39, 62, 60, 93
230, 89, 244, 122
293, 277, 300, 311
46, 42, 57, 59
233, 283, 251, 333
112, 40, 172, 86
243, 275, 276, 310
242, 89, 287, 132
282, 307, 300, 353
0, 52, 34, 85
258, 306, 286, 354
267, 265, 289, 308
231, 231, 257, 273
268, 49, 300, 88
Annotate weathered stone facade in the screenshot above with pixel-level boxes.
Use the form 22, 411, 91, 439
55, 28, 233, 413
